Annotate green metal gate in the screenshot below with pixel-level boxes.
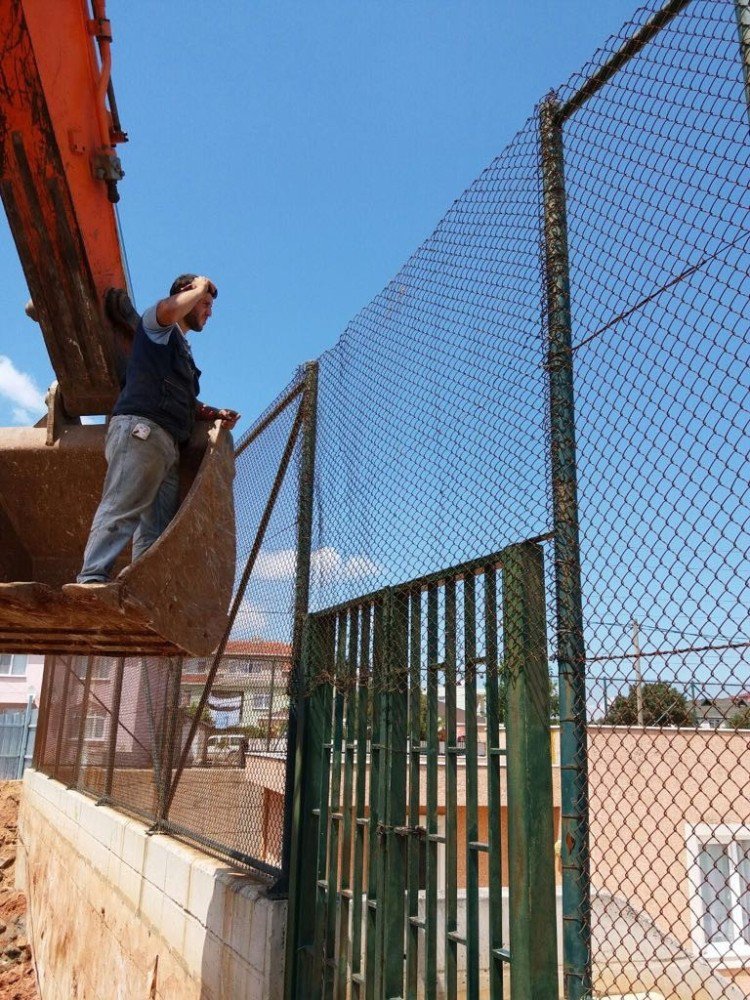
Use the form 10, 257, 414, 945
286, 541, 558, 999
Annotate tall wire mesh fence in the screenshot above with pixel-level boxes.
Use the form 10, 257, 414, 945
36, 371, 308, 878
32, 0, 750, 995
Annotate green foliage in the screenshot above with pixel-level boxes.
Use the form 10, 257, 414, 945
184, 701, 212, 725
601, 681, 695, 727
728, 706, 750, 730
549, 680, 560, 724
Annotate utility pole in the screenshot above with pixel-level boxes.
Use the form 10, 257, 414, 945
632, 618, 644, 726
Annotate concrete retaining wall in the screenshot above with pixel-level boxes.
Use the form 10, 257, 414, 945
16, 768, 285, 1000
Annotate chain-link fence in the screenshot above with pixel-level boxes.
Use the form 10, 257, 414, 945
285, 1, 750, 996
35, 369, 312, 879
32, 0, 750, 995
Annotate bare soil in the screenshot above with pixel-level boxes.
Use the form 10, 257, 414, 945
0, 782, 39, 1000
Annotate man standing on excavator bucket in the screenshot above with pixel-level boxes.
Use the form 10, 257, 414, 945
70, 273, 239, 586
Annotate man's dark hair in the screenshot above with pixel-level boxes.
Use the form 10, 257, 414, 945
170, 273, 218, 299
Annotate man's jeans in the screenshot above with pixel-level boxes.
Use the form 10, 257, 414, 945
78, 415, 180, 583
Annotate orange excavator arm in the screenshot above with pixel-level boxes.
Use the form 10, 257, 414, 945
0, 0, 130, 415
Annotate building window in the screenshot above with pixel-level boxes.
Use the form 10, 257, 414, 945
0, 654, 27, 677
688, 824, 750, 964
83, 709, 107, 741
91, 659, 112, 681
251, 694, 271, 711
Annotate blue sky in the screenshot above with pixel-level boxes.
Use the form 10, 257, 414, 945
0, 0, 640, 431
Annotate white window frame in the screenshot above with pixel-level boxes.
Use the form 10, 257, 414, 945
686, 822, 750, 968
91, 659, 111, 681
83, 709, 107, 741
0, 654, 27, 677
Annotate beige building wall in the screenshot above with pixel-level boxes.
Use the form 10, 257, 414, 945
587, 726, 750, 994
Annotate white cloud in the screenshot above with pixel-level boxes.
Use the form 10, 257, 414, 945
233, 600, 268, 635
12, 407, 34, 424
340, 554, 381, 580
0, 355, 46, 424
254, 548, 298, 580
253, 545, 381, 584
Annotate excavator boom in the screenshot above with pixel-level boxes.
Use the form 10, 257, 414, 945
0, 0, 129, 415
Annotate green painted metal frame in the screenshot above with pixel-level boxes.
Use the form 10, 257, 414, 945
504, 543, 558, 999
289, 542, 558, 999
540, 94, 591, 1000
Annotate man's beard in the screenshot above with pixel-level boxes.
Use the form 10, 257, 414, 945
184, 308, 204, 332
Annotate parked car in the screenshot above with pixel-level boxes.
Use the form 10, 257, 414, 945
205, 734, 247, 767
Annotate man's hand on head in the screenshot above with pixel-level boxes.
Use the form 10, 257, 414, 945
185, 275, 217, 299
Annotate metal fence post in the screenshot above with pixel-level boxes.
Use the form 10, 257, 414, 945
33, 656, 53, 770
157, 657, 183, 827
503, 542, 558, 999
72, 656, 94, 789
53, 655, 73, 780
540, 93, 592, 1000
282, 361, 322, 997
16, 694, 34, 779
101, 656, 125, 804
278, 360, 319, 897
381, 589, 408, 1000
286, 614, 333, 1000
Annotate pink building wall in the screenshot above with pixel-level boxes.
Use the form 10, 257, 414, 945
0, 653, 45, 710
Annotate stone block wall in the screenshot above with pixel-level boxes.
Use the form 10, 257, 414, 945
16, 769, 286, 999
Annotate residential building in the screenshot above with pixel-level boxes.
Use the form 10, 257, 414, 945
0, 652, 44, 712
693, 693, 750, 729
181, 639, 292, 736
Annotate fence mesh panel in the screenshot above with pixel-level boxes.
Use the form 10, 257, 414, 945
309, 117, 548, 625
32, 1, 750, 994
36, 375, 305, 878
559, 1, 750, 996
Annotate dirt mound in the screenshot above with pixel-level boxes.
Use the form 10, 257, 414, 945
0, 781, 39, 1000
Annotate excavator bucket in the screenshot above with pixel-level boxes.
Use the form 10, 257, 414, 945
0, 419, 236, 657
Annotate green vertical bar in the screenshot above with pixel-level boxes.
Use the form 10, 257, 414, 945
350, 605, 371, 996
313, 617, 336, 992
282, 362, 319, 895
504, 543, 558, 999
405, 588, 422, 1000
366, 598, 386, 1000
383, 590, 409, 1000
463, 574, 480, 999
484, 568, 504, 1000
291, 614, 334, 998
444, 579, 458, 1000
336, 607, 359, 1000
323, 612, 347, 998
540, 94, 591, 1000
425, 584, 439, 1000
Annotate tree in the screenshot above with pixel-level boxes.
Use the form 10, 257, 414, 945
184, 701, 212, 725
601, 681, 695, 727
728, 706, 750, 730
549, 681, 560, 724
